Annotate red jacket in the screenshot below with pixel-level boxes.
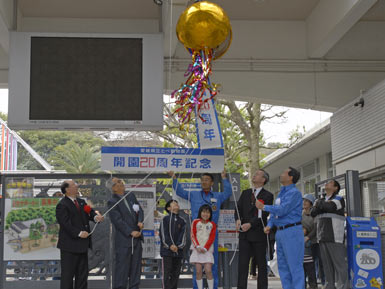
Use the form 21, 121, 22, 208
191, 218, 216, 251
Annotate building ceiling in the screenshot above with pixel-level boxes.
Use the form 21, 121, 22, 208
18, 0, 322, 21
2, 0, 384, 111
18, 0, 385, 22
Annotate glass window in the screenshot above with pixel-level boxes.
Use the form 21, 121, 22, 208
304, 178, 316, 194
303, 161, 316, 178
362, 176, 385, 232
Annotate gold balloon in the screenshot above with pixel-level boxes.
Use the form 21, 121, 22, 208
212, 27, 232, 60
176, 1, 231, 51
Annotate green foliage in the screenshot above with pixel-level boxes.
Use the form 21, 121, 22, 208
6, 207, 57, 229
157, 198, 166, 210
156, 105, 198, 148
49, 142, 101, 173
16, 131, 105, 170
216, 103, 249, 175
288, 125, 306, 146
0, 112, 7, 121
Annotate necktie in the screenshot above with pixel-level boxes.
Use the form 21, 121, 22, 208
74, 199, 80, 211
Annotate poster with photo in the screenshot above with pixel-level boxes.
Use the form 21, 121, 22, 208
3, 198, 61, 260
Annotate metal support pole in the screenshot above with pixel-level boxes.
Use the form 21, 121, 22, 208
345, 170, 362, 217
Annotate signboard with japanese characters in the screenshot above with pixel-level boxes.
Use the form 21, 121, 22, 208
4, 177, 34, 198
195, 94, 223, 149
126, 185, 156, 258
228, 173, 241, 202
101, 147, 224, 172
3, 198, 61, 260
142, 230, 155, 259
173, 182, 201, 210
217, 209, 237, 251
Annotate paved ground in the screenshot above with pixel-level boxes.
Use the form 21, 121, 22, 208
159, 277, 285, 288
172, 277, 324, 288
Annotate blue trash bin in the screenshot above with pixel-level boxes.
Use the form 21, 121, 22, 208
347, 217, 384, 289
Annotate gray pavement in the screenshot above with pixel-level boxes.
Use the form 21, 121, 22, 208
151, 277, 285, 288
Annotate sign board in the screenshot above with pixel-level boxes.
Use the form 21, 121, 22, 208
4, 177, 34, 198
196, 94, 223, 149
127, 184, 156, 258
217, 209, 237, 251
3, 198, 61, 260
101, 147, 224, 173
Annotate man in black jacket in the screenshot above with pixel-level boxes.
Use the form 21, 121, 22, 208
160, 199, 187, 289
56, 180, 104, 289
311, 179, 348, 289
235, 169, 274, 289
107, 177, 144, 289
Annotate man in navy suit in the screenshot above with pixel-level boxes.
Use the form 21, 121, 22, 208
107, 177, 144, 289
56, 180, 104, 289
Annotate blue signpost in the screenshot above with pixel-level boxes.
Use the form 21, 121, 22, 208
347, 217, 383, 289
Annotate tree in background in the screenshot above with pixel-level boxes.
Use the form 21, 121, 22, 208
157, 100, 302, 188
0, 111, 7, 121
16, 130, 105, 170
150, 104, 197, 148
49, 142, 101, 173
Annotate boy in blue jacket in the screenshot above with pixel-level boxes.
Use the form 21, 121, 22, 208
160, 200, 187, 289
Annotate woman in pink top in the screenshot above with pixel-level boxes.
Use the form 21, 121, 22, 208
190, 204, 217, 289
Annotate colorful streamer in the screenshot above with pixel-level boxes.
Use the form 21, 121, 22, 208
171, 48, 219, 128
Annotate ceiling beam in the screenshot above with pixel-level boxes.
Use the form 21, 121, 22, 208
0, 0, 14, 53
306, 0, 377, 59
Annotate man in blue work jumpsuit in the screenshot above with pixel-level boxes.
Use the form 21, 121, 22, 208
168, 170, 232, 289
256, 167, 304, 289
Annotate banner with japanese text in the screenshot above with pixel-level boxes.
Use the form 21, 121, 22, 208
195, 94, 223, 149
101, 147, 224, 172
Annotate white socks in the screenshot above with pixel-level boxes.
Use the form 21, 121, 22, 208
196, 278, 213, 289
196, 279, 203, 289
207, 279, 214, 289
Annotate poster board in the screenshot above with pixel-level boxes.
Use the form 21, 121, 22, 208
217, 209, 237, 251
127, 184, 156, 258
3, 197, 61, 260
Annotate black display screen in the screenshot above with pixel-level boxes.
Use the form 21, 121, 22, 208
29, 37, 142, 121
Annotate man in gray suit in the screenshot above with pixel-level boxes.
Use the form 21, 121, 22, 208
107, 178, 144, 289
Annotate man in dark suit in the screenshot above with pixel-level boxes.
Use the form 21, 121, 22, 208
56, 180, 104, 289
235, 169, 274, 289
107, 177, 144, 289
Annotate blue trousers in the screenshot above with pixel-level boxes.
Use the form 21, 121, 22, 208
276, 225, 304, 289
193, 232, 219, 289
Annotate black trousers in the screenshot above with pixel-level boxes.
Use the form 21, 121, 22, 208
311, 243, 325, 284
162, 256, 183, 289
250, 257, 257, 276
60, 250, 88, 289
304, 261, 317, 289
238, 239, 268, 289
